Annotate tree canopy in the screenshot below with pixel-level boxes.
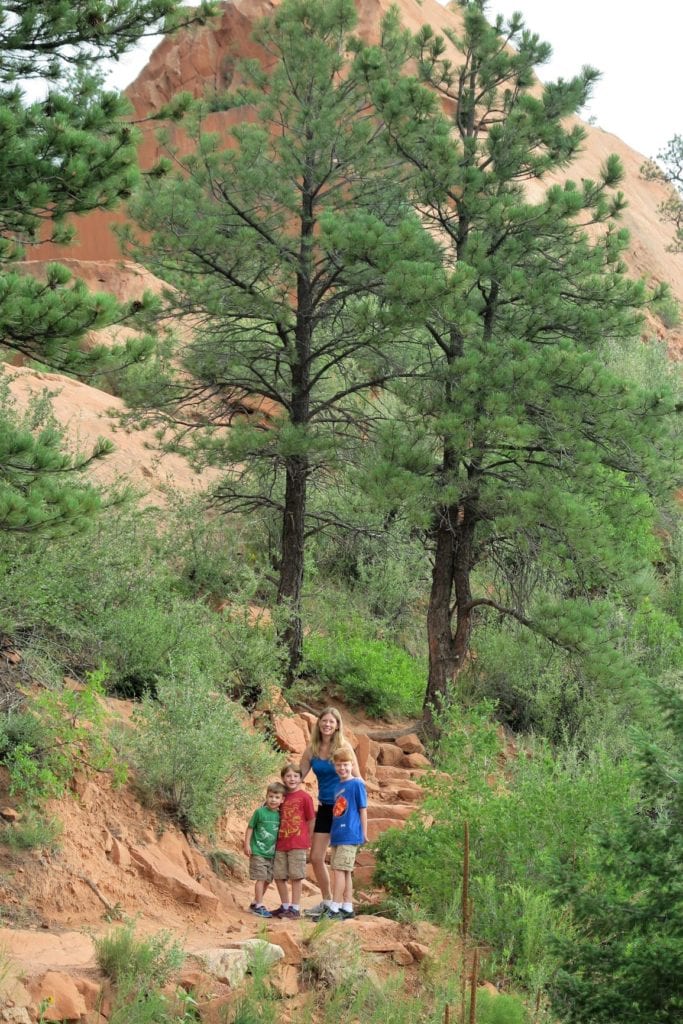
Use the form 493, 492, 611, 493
125, 0, 443, 678
642, 133, 683, 253
360, 0, 680, 726
0, 0, 214, 375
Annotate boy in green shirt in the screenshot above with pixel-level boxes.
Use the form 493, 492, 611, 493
244, 782, 286, 917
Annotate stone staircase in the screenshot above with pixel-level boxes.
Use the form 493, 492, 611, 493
270, 706, 429, 889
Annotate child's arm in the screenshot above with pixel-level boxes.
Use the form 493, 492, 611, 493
243, 826, 253, 858
359, 806, 368, 844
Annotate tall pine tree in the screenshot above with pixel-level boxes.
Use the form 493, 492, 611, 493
0, 0, 214, 375
125, 0, 442, 679
362, 1, 679, 728
0, 1, 214, 535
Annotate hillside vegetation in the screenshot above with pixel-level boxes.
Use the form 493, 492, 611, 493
0, 1, 681, 1022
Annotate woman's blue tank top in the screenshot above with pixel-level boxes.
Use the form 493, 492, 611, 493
310, 756, 340, 804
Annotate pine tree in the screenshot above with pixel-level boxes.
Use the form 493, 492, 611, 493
550, 686, 683, 1023
0, 0, 214, 375
0, 374, 122, 534
125, 0, 442, 679
642, 134, 683, 253
361, 0, 680, 729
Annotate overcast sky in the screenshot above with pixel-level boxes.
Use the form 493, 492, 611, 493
108, 0, 681, 161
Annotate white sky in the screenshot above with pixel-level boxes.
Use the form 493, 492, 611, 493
107, 1, 681, 161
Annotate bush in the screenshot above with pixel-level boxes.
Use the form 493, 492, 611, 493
0, 666, 119, 802
474, 989, 530, 1024
549, 685, 683, 1024
95, 922, 184, 987
125, 675, 278, 834
373, 703, 637, 991
302, 626, 425, 717
0, 810, 62, 851
0, 505, 284, 703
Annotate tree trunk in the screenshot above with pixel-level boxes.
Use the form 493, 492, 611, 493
277, 453, 308, 684
424, 500, 475, 737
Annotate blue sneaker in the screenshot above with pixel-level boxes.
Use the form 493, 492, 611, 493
312, 906, 342, 922
250, 905, 272, 918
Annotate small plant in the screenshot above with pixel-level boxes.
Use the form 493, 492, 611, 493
473, 989, 531, 1024
102, 901, 124, 923
95, 921, 184, 988
0, 810, 62, 851
207, 848, 246, 879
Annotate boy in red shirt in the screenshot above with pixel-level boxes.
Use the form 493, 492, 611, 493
272, 762, 315, 920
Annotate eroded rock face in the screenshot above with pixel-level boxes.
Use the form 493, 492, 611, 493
129, 844, 220, 911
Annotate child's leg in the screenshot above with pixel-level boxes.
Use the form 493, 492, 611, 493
275, 878, 290, 904
331, 867, 346, 906
342, 869, 353, 906
254, 879, 268, 905
272, 851, 290, 908
290, 877, 303, 907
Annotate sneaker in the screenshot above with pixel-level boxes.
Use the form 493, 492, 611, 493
285, 908, 301, 920
311, 906, 342, 922
270, 905, 289, 918
304, 901, 328, 917
250, 905, 272, 918
338, 909, 355, 920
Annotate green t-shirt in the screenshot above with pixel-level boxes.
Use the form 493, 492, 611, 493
248, 805, 280, 858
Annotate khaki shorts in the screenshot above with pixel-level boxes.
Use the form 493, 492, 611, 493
249, 855, 274, 882
330, 845, 358, 872
273, 848, 307, 880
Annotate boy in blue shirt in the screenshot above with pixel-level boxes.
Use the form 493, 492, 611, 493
318, 745, 367, 921
243, 781, 286, 917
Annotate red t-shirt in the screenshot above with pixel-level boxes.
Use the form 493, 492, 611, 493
276, 788, 315, 851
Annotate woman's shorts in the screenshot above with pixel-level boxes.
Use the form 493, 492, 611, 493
314, 803, 334, 834
330, 845, 358, 871
273, 848, 307, 880
249, 854, 274, 882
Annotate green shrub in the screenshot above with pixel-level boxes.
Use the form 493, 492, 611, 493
0, 666, 120, 802
302, 627, 425, 717
374, 703, 637, 991
474, 989, 530, 1024
0, 810, 62, 851
0, 505, 284, 703
95, 922, 184, 987
125, 675, 277, 834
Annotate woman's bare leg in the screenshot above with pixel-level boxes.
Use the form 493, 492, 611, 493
309, 831, 332, 900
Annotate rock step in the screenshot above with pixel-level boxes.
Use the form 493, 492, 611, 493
366, 801, 415, 821
374, 765, 428, 783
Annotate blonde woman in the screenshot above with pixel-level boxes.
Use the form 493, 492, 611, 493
299, 706, 360, 916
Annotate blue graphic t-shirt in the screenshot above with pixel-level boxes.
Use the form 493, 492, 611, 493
330, 777, 367, 847
310, 756, 340, 804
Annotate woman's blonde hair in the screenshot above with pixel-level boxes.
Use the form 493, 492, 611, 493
309, 706, 346, 757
